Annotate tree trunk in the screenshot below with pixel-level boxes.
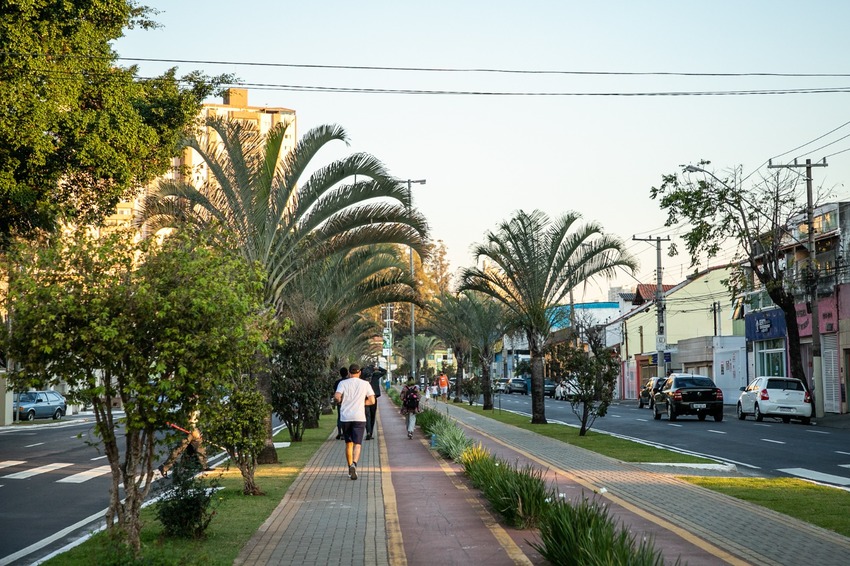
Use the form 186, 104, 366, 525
528, 333, 547, 424
481, 351, 494, 410
256, 366, 279, 464
770, 287, 808, 386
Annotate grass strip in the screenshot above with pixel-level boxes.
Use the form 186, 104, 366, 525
682, 476, 850, 538
455, 403, 713, 464
44, 417, 334, 566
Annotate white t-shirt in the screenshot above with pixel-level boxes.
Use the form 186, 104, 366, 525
335, 377, 375, 422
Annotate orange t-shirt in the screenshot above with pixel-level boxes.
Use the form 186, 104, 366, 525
438, 374, 449, 387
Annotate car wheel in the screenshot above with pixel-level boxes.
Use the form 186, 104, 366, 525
653, 406, 662, 420
667, 402, 677, 422
698, 413, 707, 421
782, 416, 791, 424
53, 409, 63, 420
737, 403, 746, 420
714, 412, 724, 422
754, 404, 764, 422
26, 411, 35, 421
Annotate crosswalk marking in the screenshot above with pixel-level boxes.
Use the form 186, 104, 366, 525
778, 467, 850, 486
0, 460, 26, 470
1, 463, 73, 479
56, 465, 112, 483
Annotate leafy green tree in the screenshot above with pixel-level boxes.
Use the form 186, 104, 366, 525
548, 322, 618, 436
202, 378, 270, 496
650, 163, 811, 385
3, 228, 266, 555
461, 209, 636, 424
137, 117, 428, 462
0, 1, 226, 245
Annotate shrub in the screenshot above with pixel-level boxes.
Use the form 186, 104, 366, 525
430, 418, 473, 460
532, 497, 671, 566
155, 454, 219, 539
415, 407, 445, 435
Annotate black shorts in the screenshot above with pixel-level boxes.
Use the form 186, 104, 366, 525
341, 421, 366, 444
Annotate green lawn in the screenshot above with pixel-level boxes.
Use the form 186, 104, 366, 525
683, 476, 850, 537
45, 417, 334, 566
454, 403, 713, 464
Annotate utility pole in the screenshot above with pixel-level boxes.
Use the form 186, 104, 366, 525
768, 158, 827, 418
633, 235, 670, 377
404, 178, 426, 386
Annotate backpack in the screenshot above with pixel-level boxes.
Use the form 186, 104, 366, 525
403, 387, 420, 410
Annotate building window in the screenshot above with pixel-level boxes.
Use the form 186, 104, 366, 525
755, 338, 786, 377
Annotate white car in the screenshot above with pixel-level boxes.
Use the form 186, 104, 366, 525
736, 376, 812, 424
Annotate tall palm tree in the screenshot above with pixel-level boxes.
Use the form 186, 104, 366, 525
460, 209, 636, 424
462, 291, 508, 410
137, 117, 429, 461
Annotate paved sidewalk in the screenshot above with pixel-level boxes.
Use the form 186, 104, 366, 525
236, 395, 850, 565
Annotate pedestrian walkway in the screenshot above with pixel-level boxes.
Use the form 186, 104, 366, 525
236, 395, 850, 565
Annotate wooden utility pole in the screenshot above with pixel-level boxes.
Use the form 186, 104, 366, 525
633, 235, 670, 377
768, 158, 827, 418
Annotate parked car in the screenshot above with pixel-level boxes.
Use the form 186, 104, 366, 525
554, 379, 575, 401
544, 379, 556, 398
494, 378, 510, 393
638, 376, 665, 409
736, 376, 812, 424
14, 391, 67, 422
653, 373, 724, 422
506, 378, 528, 394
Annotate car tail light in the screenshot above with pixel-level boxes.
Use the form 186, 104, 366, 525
715, 389, 724, 401
759, 388, 769, 401
673, 390, 682, 401
804, 390, 812, 404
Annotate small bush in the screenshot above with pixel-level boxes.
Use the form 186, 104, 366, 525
480, 458, 552, 529
430, 418, 473, 460
155, 454, 219, 539
532, 497, 671, 566
415, 407, 445, 435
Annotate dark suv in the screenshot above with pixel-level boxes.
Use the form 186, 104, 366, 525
638, 377, 664, 409
653, 373, 724, 422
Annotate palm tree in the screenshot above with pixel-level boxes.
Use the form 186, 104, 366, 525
462, 291, 508, 410
460, 209, 636, 424
425, 292, 472, 401
137, 117, 429, 461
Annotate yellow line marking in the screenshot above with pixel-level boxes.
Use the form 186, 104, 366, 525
456, 418, 750, 566
378, 408, 407, 565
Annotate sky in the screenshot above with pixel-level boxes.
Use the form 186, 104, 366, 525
113, 1, 850, 301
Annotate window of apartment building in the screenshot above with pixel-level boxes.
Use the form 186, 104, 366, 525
755, 338, 787, 377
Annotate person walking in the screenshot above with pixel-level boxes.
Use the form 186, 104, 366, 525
400, 379, 421, 439
334, 363, 376, 480
364, 364, 383, 440
332, 367, 348, 440
437, 371, 450, 402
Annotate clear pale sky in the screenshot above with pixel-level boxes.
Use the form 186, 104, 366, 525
113, 1, 850, 301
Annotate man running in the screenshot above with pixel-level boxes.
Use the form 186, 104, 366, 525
334, 363, 376, 480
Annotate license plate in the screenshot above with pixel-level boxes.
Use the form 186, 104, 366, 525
779, 407, 792, 412
692, 403, 706, 409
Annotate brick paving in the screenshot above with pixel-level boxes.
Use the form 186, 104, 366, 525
235, 395, 850, 565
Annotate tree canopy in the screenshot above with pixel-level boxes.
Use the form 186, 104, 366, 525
0, 0, 226, 245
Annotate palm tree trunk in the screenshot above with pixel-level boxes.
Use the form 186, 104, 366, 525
528, 333, 547, 424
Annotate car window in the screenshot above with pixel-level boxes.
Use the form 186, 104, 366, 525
47, 392, 61, 402
767, 379, 803, 391
19, 392, 36, 403
37, 393, 48, 403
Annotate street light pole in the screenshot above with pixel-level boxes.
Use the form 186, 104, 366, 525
404, 178, 426, 386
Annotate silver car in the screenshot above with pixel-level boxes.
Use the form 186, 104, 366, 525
14, 391, 67, 422
736, 377, 812, 424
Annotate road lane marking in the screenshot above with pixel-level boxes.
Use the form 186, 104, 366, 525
806, 430, 830, 434
635, 418, 649, 422
761, 439, 785, 444
91, 455, 108, 461
0, 461, 26, 470
707, 430, 726, 434
25, 442, 45, 447
839, 464, 850, 469
778, 467, 850, 486
1, 463, 73, 479
57, 465, 112, 483
837, 451, 850, 456
668, 423, 682, 427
